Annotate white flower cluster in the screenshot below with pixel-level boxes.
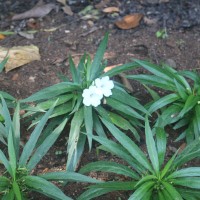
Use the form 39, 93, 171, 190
82, 76, 114, 107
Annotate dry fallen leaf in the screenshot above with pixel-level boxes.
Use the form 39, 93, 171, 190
0, 45, 40, 72
95, 0, 110, 9
12, 3, 57, 20
56, 0, 66, 5
115, 13, 143, 29
62, 5, 73, 16
104, 64, 122, 72
102, 7, 119, 13
0, 34, 6, 40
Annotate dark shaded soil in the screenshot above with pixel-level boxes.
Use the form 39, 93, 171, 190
0, 0, 200, 199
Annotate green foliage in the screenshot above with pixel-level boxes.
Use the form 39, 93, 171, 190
78, 117, 200, 200
20, 33, 147, 171
0, 97, 100, 199
127, 59, 200, 143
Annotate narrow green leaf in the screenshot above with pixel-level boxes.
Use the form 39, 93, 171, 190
19, 105, 54, 167
8, 129, 16, 179
69, 55, 79, 83
174, 78, 188, 100
84, 106, 93, 150
24, 176, 72, 200
12, 181, 22, 200
160, 151, 178, 179
178, 95, 199, 118
104, 62, 139, 77
93, 112, 107, 138
27, 118, 68, 171
66, 107, 84, 171
21, 82, 80, 102
156, 127, 166, 167
167, 167, 200, 179
128, 181, 154, 200
79, 161, 139, 179
12, 102, 20, 160
148, 93, 180, 114
161, 181, 183, 200
145, 116, 159, 174
0, 176, 10, 189
2, 188, 14, 200
77, 188, 114, 200
0, 150, 12, 176
0, 57, 8, 72
135, 175, 157, 187
101, 118, 153, 173
173, 177, 200, 189
40, 171, 101, 183
90, 33, 108, 80
106, 97, 144, 120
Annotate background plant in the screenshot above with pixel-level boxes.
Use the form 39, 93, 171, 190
0, 97, 101, 200
127, 59, 200, 143
78, 117, 200, 200
20, 34, 148, 171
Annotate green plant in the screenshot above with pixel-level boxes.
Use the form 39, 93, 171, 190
127, 59, 200, 143
156, 29, 168, 39
0, 97, 101, 199
20, 33, 148, 171
78, 117, 200, 200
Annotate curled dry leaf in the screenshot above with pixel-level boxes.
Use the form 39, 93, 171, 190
12, 3, 57, 20
0, 45, 40, 72
102, 7, 119, 13
62, 5, 73, 16
115, 13, 143, 29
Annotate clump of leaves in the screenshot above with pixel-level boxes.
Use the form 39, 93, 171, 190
127, 59, 200, 143
78, 117, 200, 200
21, 33, 147, 171
0, 97, 100, 199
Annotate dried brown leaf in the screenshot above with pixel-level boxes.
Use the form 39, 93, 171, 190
62, 5, 73, 16
0, 45, 40, 72
0, 34, 5, 40
56, 0, 66, 5
102, 7, 119, 13
115, 13, 143, 30
12, 3, 57, 20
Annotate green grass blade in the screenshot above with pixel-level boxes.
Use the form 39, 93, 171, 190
21, 82, 80, 102
0, 176, 10, 190
93, 112, 107, 138
84, 106, 93, 151
19, 105, 54, 167
174, 79, 188, 100
24, 176, 72, 200
101, 118, 153, 173
79, 161, 139, 179
27, 118, 68, 171
90, 33, 108, 80
40, 171, 101, 183
145, 117, 159, 174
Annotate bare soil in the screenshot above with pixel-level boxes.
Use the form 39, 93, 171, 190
0, 0, 200, 199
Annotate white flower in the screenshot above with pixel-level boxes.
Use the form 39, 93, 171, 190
82, 85, 103, 107
94, 76, 114, 97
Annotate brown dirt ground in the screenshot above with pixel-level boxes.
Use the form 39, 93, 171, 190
0, 0, 200, 199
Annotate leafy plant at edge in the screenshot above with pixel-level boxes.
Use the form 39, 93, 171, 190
20, 33, 148, 171
78, 117, 200, 200
127, 59, 200, 143
0, 97, 101, 200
